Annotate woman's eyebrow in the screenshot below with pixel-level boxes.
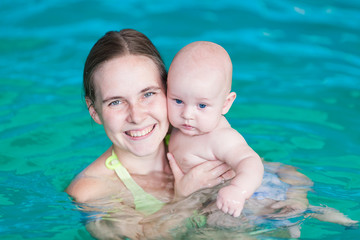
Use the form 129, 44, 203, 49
102, 86, 162, 103
140, 86, 162, 93
102, 96, 123, 103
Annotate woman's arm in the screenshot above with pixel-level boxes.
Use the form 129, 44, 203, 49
67, 176, 146, 239
85, 207, 145, 240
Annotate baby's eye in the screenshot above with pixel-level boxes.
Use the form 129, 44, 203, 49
175, 99, 183, 104
109, 100, 122, 106
199, 104, 207, 109
144, 92, 155, 98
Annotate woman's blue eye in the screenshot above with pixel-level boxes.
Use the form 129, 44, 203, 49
175, 99, 183, 104
144, 92, 154, 98
199, 104, 207, 109
110, 100, 121, 106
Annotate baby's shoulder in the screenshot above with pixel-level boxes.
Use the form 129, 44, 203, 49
210, 125, 242, 140
208, 127, 247, 152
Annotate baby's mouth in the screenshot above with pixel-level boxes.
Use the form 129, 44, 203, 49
125, 124, 155, 137
182, 124, 194, 130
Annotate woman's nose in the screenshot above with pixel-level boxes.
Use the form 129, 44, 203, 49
127, 102, 146, 123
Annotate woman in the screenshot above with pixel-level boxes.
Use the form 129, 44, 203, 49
66, 29, 234, 239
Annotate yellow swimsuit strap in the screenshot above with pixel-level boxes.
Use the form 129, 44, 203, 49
105, 150, 165, 215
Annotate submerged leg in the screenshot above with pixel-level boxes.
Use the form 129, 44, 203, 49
307, 205, 358, 227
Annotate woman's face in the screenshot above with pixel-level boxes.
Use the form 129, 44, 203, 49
89, 55, 169, 157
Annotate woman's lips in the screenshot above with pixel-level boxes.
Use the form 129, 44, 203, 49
125, 124, 155, 138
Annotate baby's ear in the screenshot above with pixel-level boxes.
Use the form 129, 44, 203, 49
222, 92, 236, 115
86, 98, 102, 125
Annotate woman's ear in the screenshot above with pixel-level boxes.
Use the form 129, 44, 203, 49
86, 98, 102, 125
222, 92, 236, 115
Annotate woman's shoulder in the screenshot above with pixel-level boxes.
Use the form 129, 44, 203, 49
66, 174, 108, 203
66, 147, 115, 203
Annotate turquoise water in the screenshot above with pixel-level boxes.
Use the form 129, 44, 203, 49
1, 0, 359, 239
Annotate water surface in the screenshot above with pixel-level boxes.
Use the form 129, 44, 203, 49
1, 0, 359, 239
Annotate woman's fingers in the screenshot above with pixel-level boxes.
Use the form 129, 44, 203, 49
196, 160, 226, 172
184, 161, 234, 189
208, 162, 234, 179
168, 156, 235, 197
192, 160, 231, 177
167, 152, 184, 181
168, 153, 197, 198
221, 169, 236, 181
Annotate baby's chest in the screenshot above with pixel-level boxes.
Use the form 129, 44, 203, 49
170, 137, 217, 172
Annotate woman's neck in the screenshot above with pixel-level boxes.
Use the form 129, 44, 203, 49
113, 143, 168, 175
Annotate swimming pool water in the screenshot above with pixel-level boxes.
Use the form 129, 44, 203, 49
1, 0, 359, 239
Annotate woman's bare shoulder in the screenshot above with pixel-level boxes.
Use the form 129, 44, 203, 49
66, 147, 114, 203
66, 174, 107, 203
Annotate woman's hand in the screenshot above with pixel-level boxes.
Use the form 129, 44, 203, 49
167, 153, 235, 200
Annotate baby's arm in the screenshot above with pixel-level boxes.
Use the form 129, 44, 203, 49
213, 130, 264, 217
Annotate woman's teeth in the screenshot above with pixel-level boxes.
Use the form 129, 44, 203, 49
126, 125, 154, 137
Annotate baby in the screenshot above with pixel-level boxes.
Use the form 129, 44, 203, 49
167, 41, 264, 217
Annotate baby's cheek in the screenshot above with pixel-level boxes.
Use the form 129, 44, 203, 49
199, 118, 217, 132
167, 107, 178, 125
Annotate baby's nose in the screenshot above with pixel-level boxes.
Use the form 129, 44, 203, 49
181, 105, 195, 119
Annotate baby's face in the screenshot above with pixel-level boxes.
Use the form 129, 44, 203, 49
167, 63, 228, 136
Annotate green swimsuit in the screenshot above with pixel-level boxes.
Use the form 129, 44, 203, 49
105, 149, 165, 215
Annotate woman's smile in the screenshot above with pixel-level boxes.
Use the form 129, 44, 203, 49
125, 124, 156, 139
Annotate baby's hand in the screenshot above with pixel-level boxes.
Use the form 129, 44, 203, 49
216, 185, 247, 217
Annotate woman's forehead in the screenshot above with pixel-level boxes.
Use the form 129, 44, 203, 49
93, 55, 163, 97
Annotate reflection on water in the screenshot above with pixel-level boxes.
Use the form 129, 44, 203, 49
77, 162, 356, 239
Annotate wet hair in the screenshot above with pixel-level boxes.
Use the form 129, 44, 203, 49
83, 29, 167, 104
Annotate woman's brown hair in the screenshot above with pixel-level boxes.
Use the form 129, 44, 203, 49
83, 29, 167, 105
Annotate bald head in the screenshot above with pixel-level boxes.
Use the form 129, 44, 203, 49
169, 41, 233, 92
167, 41, 236, 133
